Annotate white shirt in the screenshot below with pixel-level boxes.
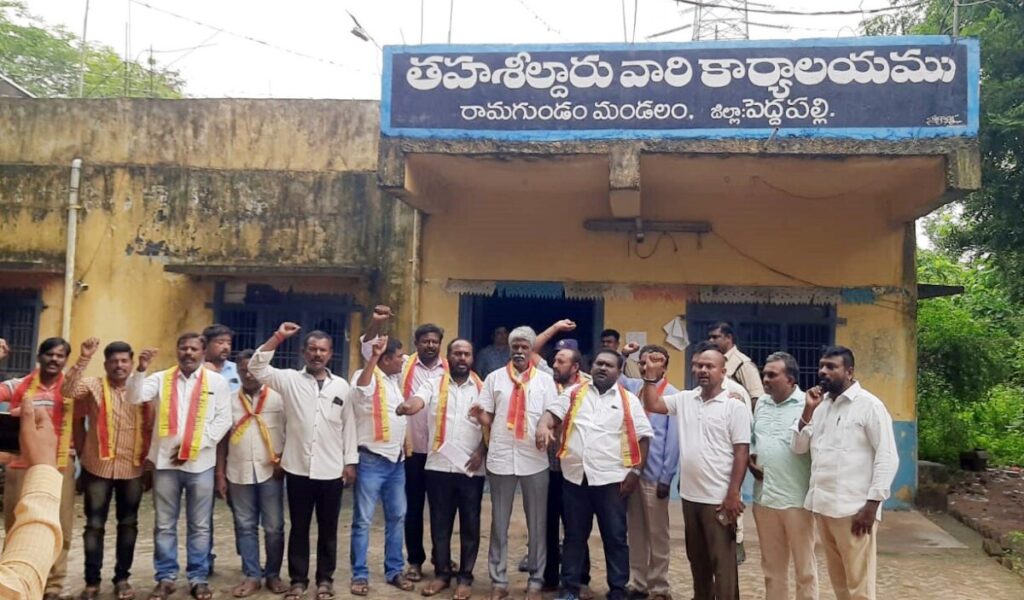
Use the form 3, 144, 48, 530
665, 388, 752, 504
414, 376, 485, 476
475, 365, 558, 476
126, 367, 232, 474
351, 368, 408, 463
248, 347, 358, 480
548, 383, 653, 486
361, 336, 447, 454
225, 386, 285, 485
791, 382, 899, 520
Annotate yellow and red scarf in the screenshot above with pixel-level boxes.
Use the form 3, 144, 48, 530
400, 355, 448, 455
97, 377, 147, 466
10, 370, 73, 469
558, 381, 643, 467
432, 371, 483, 451
505, 361, 535, 440
159, 367, 210, 462
371, 368, 393, 442
230, 386, 278, 463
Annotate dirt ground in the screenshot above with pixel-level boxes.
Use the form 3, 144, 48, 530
949, 467, 1024, 539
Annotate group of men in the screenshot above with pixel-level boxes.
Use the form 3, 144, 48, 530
0, 308, 899, 600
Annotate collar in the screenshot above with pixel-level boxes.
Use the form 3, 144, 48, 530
176, 367, 206, 381
724, 346, 739, 359
302, 367, 334, 380
766, 387, 803, 406
694, 387, 730, 403
832, 381, 862, 404
412, 354, 443, 371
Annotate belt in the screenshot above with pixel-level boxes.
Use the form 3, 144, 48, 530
358, 445, 403, 463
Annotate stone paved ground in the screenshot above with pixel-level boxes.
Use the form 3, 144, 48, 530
48, 492, 1024, 599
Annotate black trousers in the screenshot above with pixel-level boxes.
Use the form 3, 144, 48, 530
81, 470, 144, 586
561, 478, 630, 600
425, 470, 485, 585
545, 470, 590, 588
405, 452, 428, 567
285, 472, 344, 587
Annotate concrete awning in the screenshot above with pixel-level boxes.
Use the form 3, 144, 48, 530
0, 259, 64, 274
378, 138, 981, 224
164, 263, 372, 279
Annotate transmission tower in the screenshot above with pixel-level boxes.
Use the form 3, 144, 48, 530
691, 0, 751, 41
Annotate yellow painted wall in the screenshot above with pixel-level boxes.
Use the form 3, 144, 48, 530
417, 155, 927, 413
0, 99, 410, 378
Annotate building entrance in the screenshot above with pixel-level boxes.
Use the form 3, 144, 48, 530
459, 291, 602, 373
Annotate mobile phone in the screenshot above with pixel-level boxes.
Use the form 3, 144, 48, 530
0, 412, 19, 454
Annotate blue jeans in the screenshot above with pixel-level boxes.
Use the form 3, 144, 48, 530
152, 468, 215, 585
229, 477, 285, 580
350, 449, 406, 582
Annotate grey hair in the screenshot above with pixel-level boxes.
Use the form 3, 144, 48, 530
508, 326, 538, 347
765, 351, 800, 383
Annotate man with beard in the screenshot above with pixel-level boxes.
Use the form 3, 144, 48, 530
792, 347, 898, 600
620, 345, 679, 600
218, 350, 288, 598
536, 350, 653, 600
539, 345, 594, 599
64, 339, 154, 600
202, 323, 237, 578
396, 339, 486, 600
249, 323, 358, 600
126, 333, 232, 600
362, 305, 447, 583
0, 337, 76, 600
470, 326, 558, 600
640, 345, 750, 600
350, 336, 413, 596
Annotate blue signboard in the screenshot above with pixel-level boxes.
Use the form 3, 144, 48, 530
381, 36, 978, 141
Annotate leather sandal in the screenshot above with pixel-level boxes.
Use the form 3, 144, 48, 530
147, 581, 176, 600
388, 575, 416, 592
420, 578, 449, 597
350, 581, 369, 597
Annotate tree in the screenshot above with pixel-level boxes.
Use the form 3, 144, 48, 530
864, 1, 1024, 300
0, 0, 184, 98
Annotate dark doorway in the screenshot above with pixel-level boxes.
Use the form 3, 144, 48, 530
460, 294, 602, 367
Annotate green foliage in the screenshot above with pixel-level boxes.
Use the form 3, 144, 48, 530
0, 0, 183, 98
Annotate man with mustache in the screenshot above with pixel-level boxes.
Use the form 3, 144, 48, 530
126, 333, 232, 600
362, 305, 447, 583
538, 343, 594, 599
640, 344, 750, 600
792, 346, 898, 600
619, 345, 680, 600
218, 350, 288, 598
203, 323, 237, 579
64, 339, 154, 600
470, 326, 558, 600
248, 323, 358, 600
751, 352, 817, 600
396, 339, 486, 600
349, 335, 413, 596
0, 337, 76, 600
536, 350, 653, 600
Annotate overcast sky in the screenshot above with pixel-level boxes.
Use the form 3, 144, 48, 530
25, 0, 902, 99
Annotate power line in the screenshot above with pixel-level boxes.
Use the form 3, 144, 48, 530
128, 0, 373, 76
674, 0, 928, 16
515, 0, 566, 40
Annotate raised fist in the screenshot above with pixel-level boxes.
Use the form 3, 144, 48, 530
372, 305, 393, 323
277, 322, 301, 338
80, 337, 101, 359
137, 348, 159, 372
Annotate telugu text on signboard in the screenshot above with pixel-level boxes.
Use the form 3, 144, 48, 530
381, 36, 978, 141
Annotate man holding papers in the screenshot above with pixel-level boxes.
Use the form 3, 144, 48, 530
397, 339, 487, 600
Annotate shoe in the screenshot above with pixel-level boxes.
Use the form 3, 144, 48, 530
517, 555, 529, 573
736, 541, 746, 565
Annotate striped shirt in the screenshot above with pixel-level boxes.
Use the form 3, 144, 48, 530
64, 367, 153, 480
